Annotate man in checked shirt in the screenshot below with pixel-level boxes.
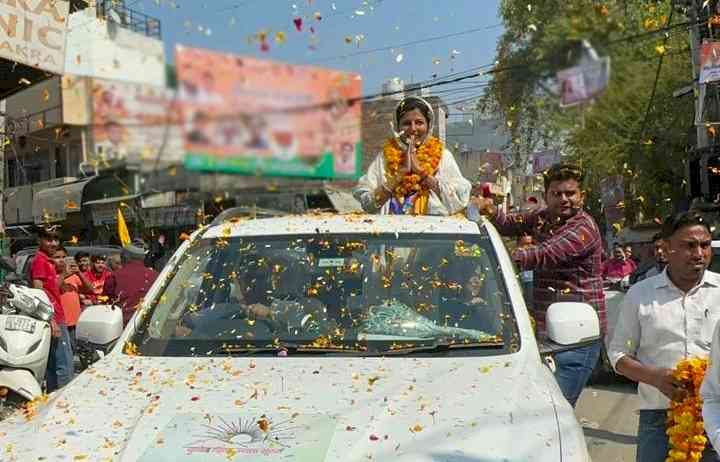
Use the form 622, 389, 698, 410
469, 163, 605, 407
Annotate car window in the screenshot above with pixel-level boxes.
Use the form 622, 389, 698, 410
712, 249, 720, 274
132, 233, 519, 357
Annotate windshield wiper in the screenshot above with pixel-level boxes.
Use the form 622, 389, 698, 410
380, 341, 505, 355
220, 346, 287, 355
220, 343, 367, 355
218, 340, 503, 356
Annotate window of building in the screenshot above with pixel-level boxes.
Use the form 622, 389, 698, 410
54, 145, 66, 178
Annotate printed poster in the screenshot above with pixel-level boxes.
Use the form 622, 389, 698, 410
558, 57, 611, 108
176, 46, 362, 179
91, 78, 184, 170
700, 42, 720, 84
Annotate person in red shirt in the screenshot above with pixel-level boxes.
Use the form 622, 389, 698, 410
103, 240, 159, 326
75, 252, 90, 273
602, 245, 637, 281
83, 254, 112, 303
53, 246, 94, 351
30, 228, 74, 392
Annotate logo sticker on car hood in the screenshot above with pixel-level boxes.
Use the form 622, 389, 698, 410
138, 413, 335, 461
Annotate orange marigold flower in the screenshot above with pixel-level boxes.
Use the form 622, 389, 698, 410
666, 357, 709, 461
383, 136, 444, 209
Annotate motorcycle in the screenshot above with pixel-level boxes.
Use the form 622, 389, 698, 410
0, 282, 54, 416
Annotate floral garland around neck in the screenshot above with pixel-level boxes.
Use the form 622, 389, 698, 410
383, 136, 443, 199
666, 356, 709, 462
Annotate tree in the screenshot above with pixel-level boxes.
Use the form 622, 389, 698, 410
484, 0, 695, 228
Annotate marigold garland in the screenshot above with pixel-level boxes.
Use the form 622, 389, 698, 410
666, 356, 709, 462
383, 136, 443, 199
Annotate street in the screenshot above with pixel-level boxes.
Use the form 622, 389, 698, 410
577, 381, 640, 462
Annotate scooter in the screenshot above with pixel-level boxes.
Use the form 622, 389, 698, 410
75, 304, 124, 372
0, 282, 54, 413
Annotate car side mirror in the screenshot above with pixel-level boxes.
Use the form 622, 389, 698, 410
76, 305, 124, 347
539, 302, 600, 355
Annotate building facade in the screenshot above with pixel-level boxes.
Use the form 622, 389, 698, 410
1, 0, 169, 249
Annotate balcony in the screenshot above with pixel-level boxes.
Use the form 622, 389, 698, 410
97, 0, 162, 40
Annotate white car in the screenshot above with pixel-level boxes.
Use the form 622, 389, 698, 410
0, 215, 595, 462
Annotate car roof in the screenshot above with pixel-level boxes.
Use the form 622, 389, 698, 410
210, 206, 287, 227
16, 246, 122, 256
202, 213, 484, 238
67, 246, 122, 255
17, 245, 123, 278
17, 245, 122, 255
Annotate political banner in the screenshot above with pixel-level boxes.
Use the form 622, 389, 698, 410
558, 57, 610, 108
91, 78, 184, 170
700, 42, 720, 84
176, 46, 362, 179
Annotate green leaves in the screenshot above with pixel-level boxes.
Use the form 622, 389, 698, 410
486, 0, 692, 224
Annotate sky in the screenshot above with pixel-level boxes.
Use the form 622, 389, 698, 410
130, 0, 504, 97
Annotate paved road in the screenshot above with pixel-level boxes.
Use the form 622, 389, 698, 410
576, 381, 640, 462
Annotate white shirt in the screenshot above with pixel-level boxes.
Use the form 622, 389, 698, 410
353, 148, 471, 216
701, 322, 720, 452
608, 269, 720, 410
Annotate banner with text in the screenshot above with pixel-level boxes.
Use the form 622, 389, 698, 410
0, 0, 69, 74
176, 46, 362, 179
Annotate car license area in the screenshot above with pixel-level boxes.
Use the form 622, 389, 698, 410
5, 316, 35, 334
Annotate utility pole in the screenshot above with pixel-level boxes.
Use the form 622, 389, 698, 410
683, 0, 720, 203
687, 0, 711, 198
0, 100, 6, 263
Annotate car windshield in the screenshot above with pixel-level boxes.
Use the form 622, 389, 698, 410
131, 232, 519, 357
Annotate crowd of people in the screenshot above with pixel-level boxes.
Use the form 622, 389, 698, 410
599, 234, 669, 289
29, 228, 159, 393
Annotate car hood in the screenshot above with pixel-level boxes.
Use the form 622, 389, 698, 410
0, 351, 581, 462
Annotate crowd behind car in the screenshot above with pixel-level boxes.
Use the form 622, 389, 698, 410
599, 234, 668, 291
8, 230, 164, 394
